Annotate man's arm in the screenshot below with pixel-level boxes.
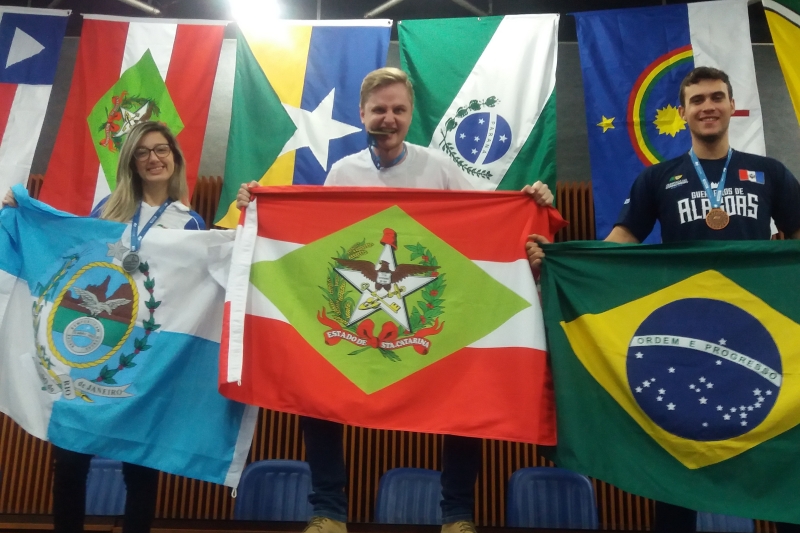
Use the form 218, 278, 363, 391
605, 225, 640, 243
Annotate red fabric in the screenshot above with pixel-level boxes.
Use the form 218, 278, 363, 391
0, 83, 18, 143
165, 24, 224, 197
220, 316, 556, 444
40, 20, 128, 215
252, 186, 566, 262
220, 188, 562, 444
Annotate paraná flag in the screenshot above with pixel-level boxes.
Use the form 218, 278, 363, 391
40, 15, 226, 215
763, 0, 800, 127
219, 188, 565, 443
541, 240, 800, 523
213, 21, 391, 228
0, 186, 257, 487
575, 0, 765, 242
399, 15, 559, 194
0, 7, 68, 193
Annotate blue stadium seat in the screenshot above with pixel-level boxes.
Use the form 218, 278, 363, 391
374, 467, 443, 525
697, 512, 754, 532
506, 467, 599, 529
233, 459, 313, 521
85, 458, 126, 516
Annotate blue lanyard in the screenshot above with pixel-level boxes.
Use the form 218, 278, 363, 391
369, 143, 407, 170
130, 200, 172, 253
689, 147, 733, 209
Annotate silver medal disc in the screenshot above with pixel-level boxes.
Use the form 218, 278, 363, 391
122, 252, 141, 273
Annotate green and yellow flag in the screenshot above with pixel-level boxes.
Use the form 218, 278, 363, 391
764, 0, 800, 126
542, 240, 800, 524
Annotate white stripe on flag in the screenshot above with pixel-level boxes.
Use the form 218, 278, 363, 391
468, 259, 546, 351
225, 201, 259, 383
0, 85, 52, 191
123, 22, 177, 77
429, 14, 559, 189
764, 0, 800, 25
688, 0, 765, 156
224, 404, 259, 487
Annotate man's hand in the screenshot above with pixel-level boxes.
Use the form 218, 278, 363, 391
236, 181, 259, 209
526, 234, 551, 271
1, 189, 17, 208
522, 181, 554, 207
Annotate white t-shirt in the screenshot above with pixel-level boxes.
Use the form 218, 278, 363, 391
324, 143, 483, 191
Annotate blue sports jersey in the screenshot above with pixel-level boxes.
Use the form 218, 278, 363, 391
616, 151, 800, 243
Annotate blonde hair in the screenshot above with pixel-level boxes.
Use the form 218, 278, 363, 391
359, 67, 414, 109
100, 121, 188, 222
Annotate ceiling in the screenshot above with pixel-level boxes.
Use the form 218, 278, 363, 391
0, 0, 774, 41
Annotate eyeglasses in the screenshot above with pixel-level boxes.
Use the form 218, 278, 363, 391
133, 144, 171, 161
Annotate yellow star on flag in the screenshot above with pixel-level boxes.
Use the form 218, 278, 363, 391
597, 116, 615, 133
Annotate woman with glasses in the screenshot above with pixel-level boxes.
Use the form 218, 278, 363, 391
2, 121, 204, 533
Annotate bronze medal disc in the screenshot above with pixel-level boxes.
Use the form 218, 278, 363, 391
705, 208, 730, 230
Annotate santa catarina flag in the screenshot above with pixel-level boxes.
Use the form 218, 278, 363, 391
40, 15, 226, 215
764, 0, 800, 127
220, 188, 565, 443
0, 7, 68, 193
575, 0, 765, 243
399, 15, 559, 194
213, 21, 391, 228
541, 240, 800, 523
0, 186, 257, 487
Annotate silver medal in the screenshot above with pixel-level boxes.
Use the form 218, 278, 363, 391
122, 252, 141, 273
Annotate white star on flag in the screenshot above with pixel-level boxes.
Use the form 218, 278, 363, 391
459, 133, 466, 139
699, 397, 707, 404
716, 405, 723, 411
668, 367, 675, 373
724, 414, 731, 420
740, 412, 747, 419
657, 396, 663, 401
280, 88, 361, 170
753, 388, 762, 395
478, 118, 485, 124
473, 136, 480, 142
741, 421, 747, 426
667, 403, 676, 411
635, 352, 643, 358
706, 383, 714, 389
658, 389, 665, 395
767, 390, 773, 395
716, 361, 722, 365
635, 387, 642, 393
699, 377, 706, 382
107, 240, 129, 261
719, 338, 727, 345
498, 134, 508, 142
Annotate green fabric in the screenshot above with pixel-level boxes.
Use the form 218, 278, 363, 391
399, 17, 503, 146
541, 240, 800, 524
214, 32, 296, 226
496, 91, 557, 194
87, 50, 183, 191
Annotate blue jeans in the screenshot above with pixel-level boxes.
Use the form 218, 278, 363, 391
301, 417, 481, 524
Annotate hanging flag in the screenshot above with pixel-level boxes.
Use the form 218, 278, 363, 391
398, 15, 559, 194
213, 21, 391, 228
575, 0, 765, 243
0, 186, 257, 487
0, 7, 68, 194
39, 15, 227, 215
219, 187, 565, 444
764, 0, 800, 127
541, 240, 800, 523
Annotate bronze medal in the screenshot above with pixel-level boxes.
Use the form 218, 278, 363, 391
705, 208, 730, 230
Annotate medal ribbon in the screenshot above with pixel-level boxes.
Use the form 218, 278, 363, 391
130, 200, 172, 253
689, 147, 733, 209
368, 141, 408, 170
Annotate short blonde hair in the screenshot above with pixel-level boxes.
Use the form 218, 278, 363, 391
101, 121, 188, 222
359, 67, 414, 109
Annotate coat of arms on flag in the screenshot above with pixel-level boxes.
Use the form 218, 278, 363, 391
0, 187, 256, 487
220, 187, 565, 444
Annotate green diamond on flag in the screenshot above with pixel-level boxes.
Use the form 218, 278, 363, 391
251, 205, 529, 394
399, 14, 559, 193
86, 49, 183, 191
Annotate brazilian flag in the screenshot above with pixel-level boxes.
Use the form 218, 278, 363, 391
542, 240, 800, 524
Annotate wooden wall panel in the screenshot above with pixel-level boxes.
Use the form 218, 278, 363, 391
0, 176, 776, 532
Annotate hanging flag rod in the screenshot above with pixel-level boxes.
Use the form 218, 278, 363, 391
365, 0, 487, 18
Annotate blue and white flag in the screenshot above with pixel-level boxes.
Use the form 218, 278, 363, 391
0, 7, 68, 193
0, 186, 257, 487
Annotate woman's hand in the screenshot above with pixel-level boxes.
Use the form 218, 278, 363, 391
1, 189, 17, 208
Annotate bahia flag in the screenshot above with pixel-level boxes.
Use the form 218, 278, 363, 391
0, 7, 68, 193
399, 15, 559, 194
541, 240, 800, 523
763, 0, 800, 127
40, 15, 226, 215
213, 21, 391, 228
219, 188, 565, 443
575, 0, 765, 243
0, 186, 257, 487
